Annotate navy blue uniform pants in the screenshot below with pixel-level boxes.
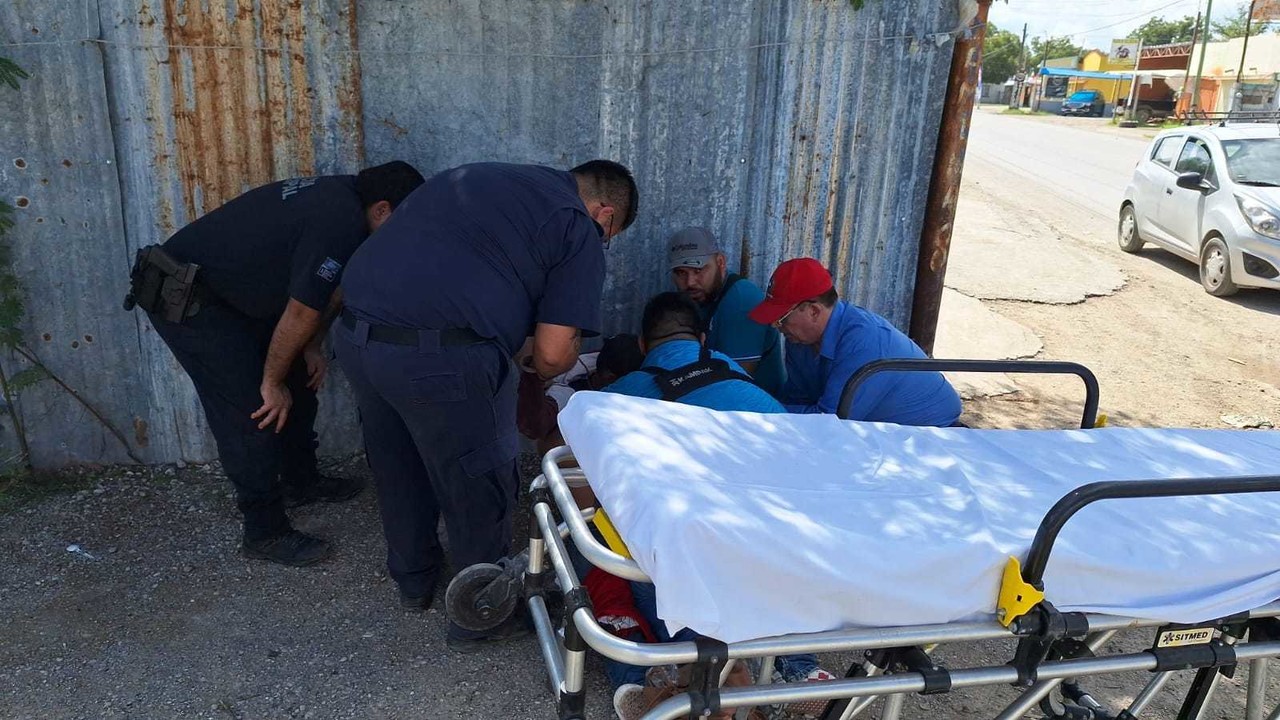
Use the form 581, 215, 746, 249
147, 303, 320, 540
331, 317, 520, 602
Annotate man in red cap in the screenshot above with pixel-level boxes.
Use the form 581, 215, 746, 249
748, 258, 961, 425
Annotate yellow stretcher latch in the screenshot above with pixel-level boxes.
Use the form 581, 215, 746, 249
997, 556, 1045, 627
1095, 413, 1109, 428
592, 508, 632, 559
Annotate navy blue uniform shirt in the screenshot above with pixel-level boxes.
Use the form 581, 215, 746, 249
341, 163, 606, 356
163, 176, 365, 320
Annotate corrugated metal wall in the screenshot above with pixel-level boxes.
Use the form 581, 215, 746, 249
1, 0, 958, 467
360, 0, 958, 332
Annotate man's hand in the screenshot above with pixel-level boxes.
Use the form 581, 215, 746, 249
252, 381, 293, 433
531, 322, 582, 379
256, 298, 322, 431
303, 342, 329, 390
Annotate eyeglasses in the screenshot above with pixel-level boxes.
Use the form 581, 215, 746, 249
772, 302, 803, 329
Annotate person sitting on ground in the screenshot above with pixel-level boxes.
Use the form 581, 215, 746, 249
667, 227, 785, 395
748, 258, 962, 426
597, 292, 834, 720
516, 333, 643, 455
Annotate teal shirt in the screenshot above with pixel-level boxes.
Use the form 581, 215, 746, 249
700, 274, 785, 396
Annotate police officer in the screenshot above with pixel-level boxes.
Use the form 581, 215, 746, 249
126, 161, 425, 567
332, 160, 638, 649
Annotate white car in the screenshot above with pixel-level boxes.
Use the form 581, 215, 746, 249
1119, 124, 1280, 296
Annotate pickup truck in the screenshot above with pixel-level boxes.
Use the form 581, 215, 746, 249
1123, 99, 1177, 124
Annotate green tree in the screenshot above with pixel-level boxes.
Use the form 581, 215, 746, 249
1212, 2, 1271, 39
1130, 15, 1199, 45
1031, 36, 1084, 67
981, 22, 1024, 83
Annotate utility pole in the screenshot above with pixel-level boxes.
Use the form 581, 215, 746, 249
1191, 0, 1216, 116
1018, 23, 1028, 73
1014, 23, 1028, 108
1125, 40, 1145, 121
1234, 0, 1259, 111
1178, 11, 1202, 121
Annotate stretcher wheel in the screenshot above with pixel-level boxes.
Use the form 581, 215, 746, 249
445, 562, 520, 632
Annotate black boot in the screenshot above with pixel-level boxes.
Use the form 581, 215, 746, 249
242, 529, 331, 567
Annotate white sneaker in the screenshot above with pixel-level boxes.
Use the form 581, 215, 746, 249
777, 667, 837, 718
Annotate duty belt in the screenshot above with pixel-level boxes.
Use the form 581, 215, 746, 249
339, 309, 489, 348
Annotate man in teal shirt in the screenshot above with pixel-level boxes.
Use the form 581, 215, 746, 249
667, 227, 784, 396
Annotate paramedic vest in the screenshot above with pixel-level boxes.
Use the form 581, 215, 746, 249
640, 346, 758, 402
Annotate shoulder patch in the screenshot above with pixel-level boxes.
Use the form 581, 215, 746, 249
281, 177, 319, 200
316, 257, 343, 282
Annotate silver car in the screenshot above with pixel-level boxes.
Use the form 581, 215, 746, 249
1119, 124, 1280, 296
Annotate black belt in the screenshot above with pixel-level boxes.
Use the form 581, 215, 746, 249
340, 309, 488, 347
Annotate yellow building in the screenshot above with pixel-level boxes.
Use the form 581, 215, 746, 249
1043, 49, 1132, 105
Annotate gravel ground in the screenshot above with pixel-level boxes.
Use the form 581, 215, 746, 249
0, 454, 614, 720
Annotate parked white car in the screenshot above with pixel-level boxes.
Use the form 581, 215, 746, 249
1119, 124, 1280, 296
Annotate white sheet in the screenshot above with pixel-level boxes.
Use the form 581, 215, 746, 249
557, 392, 1280, 644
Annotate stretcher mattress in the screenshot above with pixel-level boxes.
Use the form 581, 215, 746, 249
557, 392, 1280, 644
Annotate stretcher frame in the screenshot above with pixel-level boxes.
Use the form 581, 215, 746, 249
517, 359, 1280, 720
527, 457, 1280, 720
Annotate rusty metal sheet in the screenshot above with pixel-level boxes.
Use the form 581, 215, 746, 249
99, 0, 366, 462
360, 0, 958, 334
0, 1, 150, 466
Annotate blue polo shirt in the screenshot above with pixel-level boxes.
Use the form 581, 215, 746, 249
341, 163, 605, 356
781, 301, 961, 426
701, 275, 785, 397
604, 340, 786, 414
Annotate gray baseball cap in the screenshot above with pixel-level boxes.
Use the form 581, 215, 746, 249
667, 227, 723, 269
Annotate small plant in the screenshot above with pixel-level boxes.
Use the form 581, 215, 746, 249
0, 58, 28, 90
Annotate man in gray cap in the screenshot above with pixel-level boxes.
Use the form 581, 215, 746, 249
667, 227, 784, 395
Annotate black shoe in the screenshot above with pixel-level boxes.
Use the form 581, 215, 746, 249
400, 588, 435, 613
242, 529, 331, 567
283, 475, 364, 508
445, 611, 532, 653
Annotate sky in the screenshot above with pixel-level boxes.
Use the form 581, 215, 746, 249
988, 0, 1213, 51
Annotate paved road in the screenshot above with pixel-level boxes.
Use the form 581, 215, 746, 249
946, 107, 1280, 433
964, 111, 1150, 227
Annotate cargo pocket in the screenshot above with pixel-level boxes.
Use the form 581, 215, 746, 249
409, 372, 467, 404
459, 431, 519, 479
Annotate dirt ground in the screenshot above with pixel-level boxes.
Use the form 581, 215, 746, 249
4, 109, 1280, 720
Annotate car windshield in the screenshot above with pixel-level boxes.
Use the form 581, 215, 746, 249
1221, 138, 1280, 186
1068, 92, 1095, 102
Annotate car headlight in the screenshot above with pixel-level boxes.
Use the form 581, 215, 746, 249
1235, 194, 1280, 240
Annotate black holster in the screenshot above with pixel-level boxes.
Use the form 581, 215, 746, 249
123, 245, 205, 323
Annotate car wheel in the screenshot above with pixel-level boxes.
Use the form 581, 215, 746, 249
1135, 107, 1153, 125
1200, 236, 1240, 296
1117, 205, 1144, 252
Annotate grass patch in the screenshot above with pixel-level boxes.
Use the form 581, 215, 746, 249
1001, 108, 1051, 116
0, 467, 95, 514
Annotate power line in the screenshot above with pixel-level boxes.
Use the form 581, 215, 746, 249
1070, 0, 1199, 39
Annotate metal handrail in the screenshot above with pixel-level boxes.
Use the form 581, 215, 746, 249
836, 358, 1100, 428
1021, 475, 1280, 587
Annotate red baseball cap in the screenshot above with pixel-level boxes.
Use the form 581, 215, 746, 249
748, 258, 834, 325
